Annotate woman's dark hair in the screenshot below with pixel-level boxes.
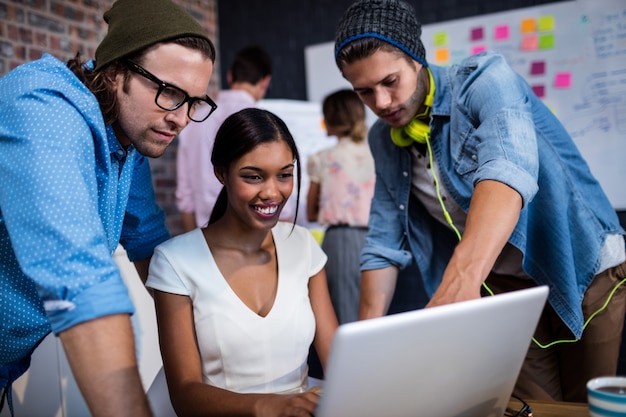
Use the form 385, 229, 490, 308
208, 108, 301, 225
66, 36, 215, 126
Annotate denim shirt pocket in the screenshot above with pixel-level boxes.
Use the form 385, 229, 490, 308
453, 124, 479, 176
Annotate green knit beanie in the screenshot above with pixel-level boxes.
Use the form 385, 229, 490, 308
94, 0, 211, 71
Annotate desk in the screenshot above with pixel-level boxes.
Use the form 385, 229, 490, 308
526, 400, 588, 417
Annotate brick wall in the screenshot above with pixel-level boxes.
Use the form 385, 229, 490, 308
0, 0, 220, 236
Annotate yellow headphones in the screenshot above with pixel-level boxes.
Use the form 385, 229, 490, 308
390, 67, 435, 147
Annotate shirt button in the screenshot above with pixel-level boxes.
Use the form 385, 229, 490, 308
403, 171, 408, 177
399, 204, 405, 210
117, 150, 125, 157
471, 154, 477, 161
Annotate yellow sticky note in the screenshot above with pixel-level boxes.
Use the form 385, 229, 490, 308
310, 229, 325, 246
520, 18, 536, 34
538, 15, 555, 32
433, 32, 447, 47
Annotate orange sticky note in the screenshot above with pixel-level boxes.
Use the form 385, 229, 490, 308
554, 72, 572, 88
435, 48, 450, 64
520, 18, 536, 34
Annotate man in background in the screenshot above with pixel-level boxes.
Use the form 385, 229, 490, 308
177, 45, 274, 231
0, 0, 216, 415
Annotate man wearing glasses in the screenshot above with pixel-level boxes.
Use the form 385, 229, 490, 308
0, 1, 216, 416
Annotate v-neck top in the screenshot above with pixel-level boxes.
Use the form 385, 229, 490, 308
146, 222, 327, 393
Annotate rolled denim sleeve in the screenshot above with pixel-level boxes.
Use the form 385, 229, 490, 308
457, 53, 540, 206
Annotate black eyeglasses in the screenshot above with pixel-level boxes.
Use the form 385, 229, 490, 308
504, 395, 532, 417
123, 60, 217, 122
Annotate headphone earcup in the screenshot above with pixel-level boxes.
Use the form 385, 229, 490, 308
390, 126, 415, 147
390, 118, 430, 147
404, 118, 429, 144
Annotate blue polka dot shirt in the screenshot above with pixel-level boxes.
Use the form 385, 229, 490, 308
0, 54, 171, 368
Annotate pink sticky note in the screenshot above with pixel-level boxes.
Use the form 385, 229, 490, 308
521, 35, 539, 51
554, 72, 572, 88
530, 61, 546, 76
470, 27, 484, 41
531, 85, 546, 98
494, 25, 510, 40
471, 45, 487, 55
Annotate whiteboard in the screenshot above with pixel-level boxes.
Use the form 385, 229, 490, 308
305, 0, 626, 209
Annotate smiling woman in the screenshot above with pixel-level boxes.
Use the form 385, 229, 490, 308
145, 108, 339, 417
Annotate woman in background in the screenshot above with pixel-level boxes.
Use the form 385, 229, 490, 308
307, 89, 375, 324
147, 108, 338, 417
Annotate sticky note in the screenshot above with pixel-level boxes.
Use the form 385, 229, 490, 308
530, 61, 546, 75
554, 72, 572, 88
494, 25, 510, 40
531, 85, 546, 98
538, 33, 555, 49
538, 15, 555, 32
520, 18, 536, 34
471, 45, 487, 55
435, 48, 450, 64
470, 27, 484, 41
433, 32, 447, 47
521, 35, 539, 51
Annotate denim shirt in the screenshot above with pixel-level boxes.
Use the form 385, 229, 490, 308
362, 52, 624, 337
0, 54, 170, 375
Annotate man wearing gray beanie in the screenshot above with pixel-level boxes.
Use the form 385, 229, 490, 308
0, 1, 217, 416
335, 0, 626, 404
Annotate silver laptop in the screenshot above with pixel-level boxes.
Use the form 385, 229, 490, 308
314, 286, 549, 417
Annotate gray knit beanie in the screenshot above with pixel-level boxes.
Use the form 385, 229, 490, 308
334, 0, 427, 67
94, 0, 212, 71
